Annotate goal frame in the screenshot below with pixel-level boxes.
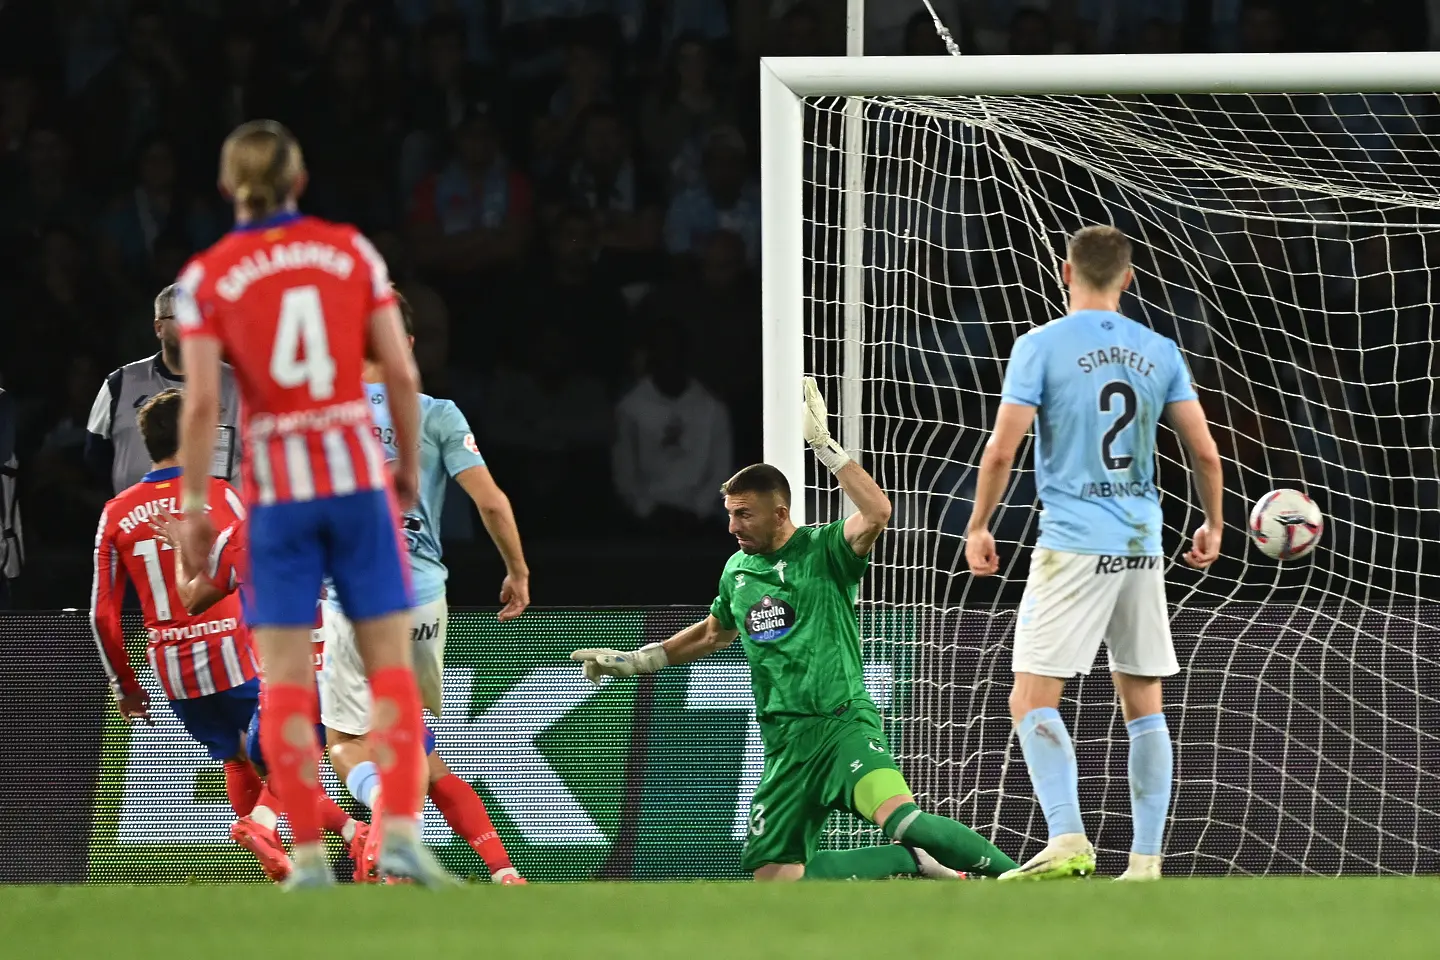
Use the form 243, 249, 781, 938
759, 51, 1440, 526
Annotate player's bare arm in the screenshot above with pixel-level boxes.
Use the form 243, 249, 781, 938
965, 402, 1038, 577
177, 333, 223, 560
1165, 398, 1225, 569
367, 302, 422, 510
835, 463, 891, 557
147, 509, 225, 615
800, 377, 892, 555
572, 615, 738, 684
455, 465, 530, 621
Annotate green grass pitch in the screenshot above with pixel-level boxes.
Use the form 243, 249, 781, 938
3, 879, 1438, 959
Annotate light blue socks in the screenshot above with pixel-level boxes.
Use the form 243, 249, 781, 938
346, 761, 380, 809
1126, 713, 1173, 856
1017, 707, 1085, 839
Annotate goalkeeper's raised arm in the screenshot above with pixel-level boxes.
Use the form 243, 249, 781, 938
802, 376, 892, 557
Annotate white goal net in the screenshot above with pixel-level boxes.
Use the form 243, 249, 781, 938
791, 71, 1440, 874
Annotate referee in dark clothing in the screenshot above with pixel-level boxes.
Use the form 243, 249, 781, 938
85, 284, 241, 493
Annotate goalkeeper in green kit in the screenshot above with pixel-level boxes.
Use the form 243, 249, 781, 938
572, 379, 1019, 881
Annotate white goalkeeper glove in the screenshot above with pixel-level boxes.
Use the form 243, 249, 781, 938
802, 376, 852, 475
571, 643, 669, 685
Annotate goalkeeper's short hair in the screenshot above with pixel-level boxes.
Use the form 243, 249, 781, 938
1066, 225, 1132, 290
720, 463, 791, 506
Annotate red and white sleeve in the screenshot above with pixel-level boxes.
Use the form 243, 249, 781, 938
89, 506, 138, 698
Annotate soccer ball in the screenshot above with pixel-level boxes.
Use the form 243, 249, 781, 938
1247, 489, 1323, 560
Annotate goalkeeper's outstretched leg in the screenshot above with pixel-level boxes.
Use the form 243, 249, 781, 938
786, 788, 1020, 882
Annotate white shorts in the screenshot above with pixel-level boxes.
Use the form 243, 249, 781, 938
1012, 548, 1179, 680
317, 597, 447, 736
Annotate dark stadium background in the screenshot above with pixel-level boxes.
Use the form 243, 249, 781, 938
0, 0, 1433, 611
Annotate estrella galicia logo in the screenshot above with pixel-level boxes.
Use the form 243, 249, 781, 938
744, 595, 796, 642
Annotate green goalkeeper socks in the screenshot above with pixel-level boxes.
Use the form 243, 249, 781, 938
804, 844, 919, 880
881, 802, 1018, 877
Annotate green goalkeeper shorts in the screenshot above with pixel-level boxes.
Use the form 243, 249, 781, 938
740, 707, 910, 872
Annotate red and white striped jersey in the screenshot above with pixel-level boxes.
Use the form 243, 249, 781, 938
90, 468, 257, 701
174, 212, 394, 507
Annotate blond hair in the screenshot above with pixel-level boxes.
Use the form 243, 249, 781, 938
1066, 225, 1132, 291
220, 120, 306, 219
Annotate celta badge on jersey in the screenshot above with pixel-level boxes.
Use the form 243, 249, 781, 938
745, 595, 796, 642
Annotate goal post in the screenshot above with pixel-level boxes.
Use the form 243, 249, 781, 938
760, 52, 1440, 874
762, 51, 1440, 527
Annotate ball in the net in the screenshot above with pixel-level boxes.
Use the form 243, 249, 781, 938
1247, 488, 1323, 560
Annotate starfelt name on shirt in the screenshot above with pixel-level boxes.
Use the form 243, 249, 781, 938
1075, 346, 1156, 377
215, 241, 355, 302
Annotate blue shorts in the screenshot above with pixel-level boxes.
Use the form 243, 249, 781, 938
244, 490, 412, 628
245, 708, 436, 776
170, 677, 261, 761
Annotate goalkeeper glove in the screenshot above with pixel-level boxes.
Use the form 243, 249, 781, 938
571, 643, 668, 685
802, 376, 852, 475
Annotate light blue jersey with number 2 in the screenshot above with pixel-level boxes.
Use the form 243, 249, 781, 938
1001, 309, 1197, 557
364, 381, 486, 604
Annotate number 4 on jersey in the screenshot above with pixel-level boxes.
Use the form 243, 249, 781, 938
270, 285, 337, 400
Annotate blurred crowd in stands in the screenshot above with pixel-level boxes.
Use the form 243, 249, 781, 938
0, 0, 1433, 607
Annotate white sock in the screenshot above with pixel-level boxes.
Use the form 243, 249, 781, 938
293, 842, 326, 870
251, 804, 279, 832
340, 819, 358, 843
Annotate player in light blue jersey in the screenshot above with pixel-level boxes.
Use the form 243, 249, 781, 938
965, 226, 1224, 882
317, 291, 531, 883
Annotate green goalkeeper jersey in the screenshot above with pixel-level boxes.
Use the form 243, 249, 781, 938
709, 519, 875, 752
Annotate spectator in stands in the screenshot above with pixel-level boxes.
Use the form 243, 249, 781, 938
409, 104, 532, 275
613, 323, 733, 535
482, 324, 612, 534
665, 126, 760, 265
545, 103, 664, 285
293, 27, 401, 227
641, 33, 734, 192
515, 206, 630, 383
0, 125, 93, 261
97, 134, 220, 304
76, 3, 190, 186
198, 18, 282, 146
409, 103, 533, 362
401, 14, 494, 197
8, 226, 112, 403
642, 229, 760, 462
549, 36, 616, 151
